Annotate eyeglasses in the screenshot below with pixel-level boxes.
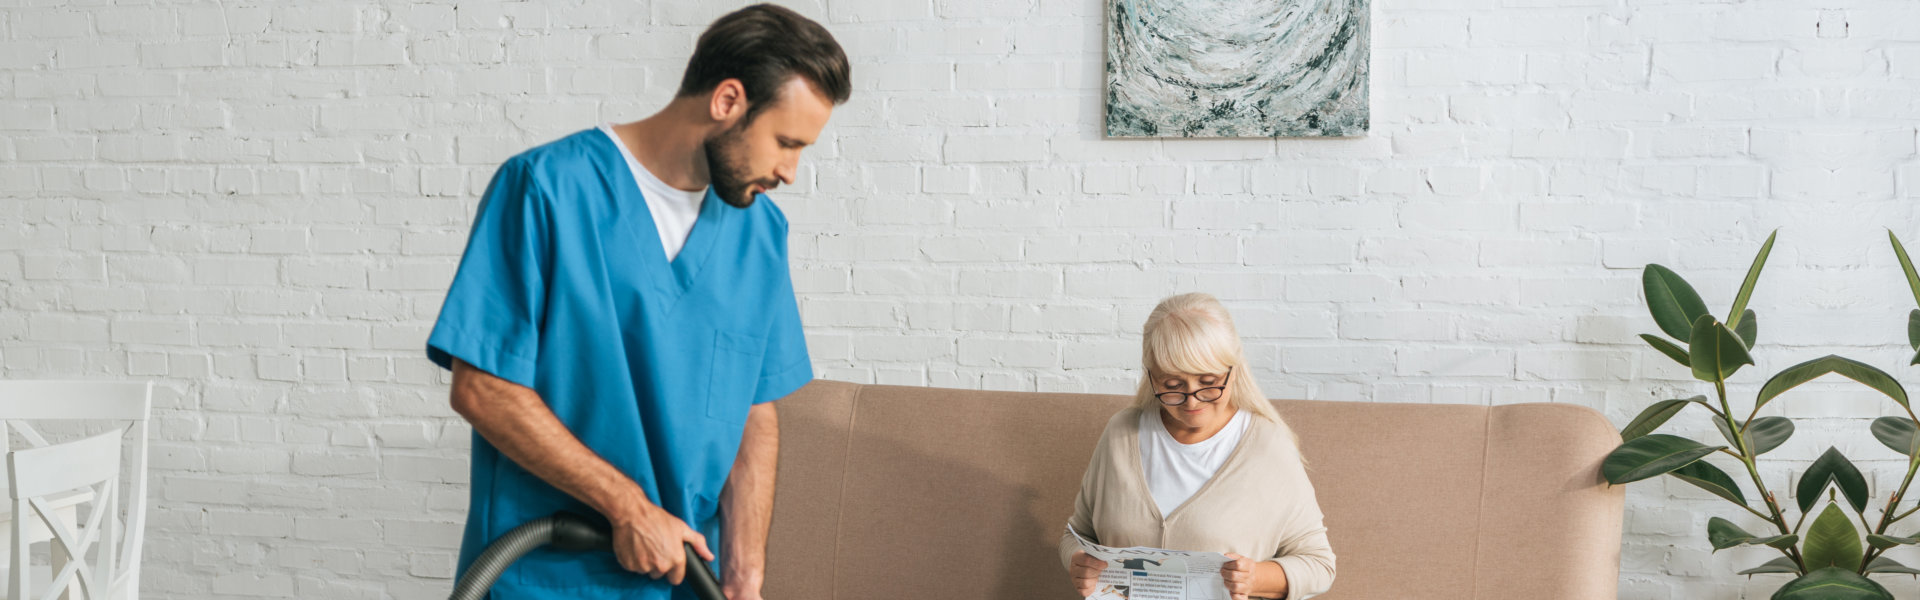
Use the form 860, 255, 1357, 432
1153, 367, 1233, 406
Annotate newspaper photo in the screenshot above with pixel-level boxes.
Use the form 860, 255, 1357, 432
1068, 524, 1231, 600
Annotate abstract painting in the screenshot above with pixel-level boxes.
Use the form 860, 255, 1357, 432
1106, 0, 1369, 138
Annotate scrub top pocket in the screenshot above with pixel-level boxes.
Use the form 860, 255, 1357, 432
706, 329, 765, 423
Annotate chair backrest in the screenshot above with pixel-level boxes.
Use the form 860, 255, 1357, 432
0, 382, 151, 600
8, 431, 121, 600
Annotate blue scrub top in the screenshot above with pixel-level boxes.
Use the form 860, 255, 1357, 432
426, 129, 814, 600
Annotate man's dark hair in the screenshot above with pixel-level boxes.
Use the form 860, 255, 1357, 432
677, 4, 852, 123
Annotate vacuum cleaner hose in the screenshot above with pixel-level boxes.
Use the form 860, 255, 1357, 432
447, 511, 725, 600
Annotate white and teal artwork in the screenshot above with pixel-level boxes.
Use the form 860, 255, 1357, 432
1106, 0, 1369, 138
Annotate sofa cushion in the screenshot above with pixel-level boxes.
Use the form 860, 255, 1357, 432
764, 381, 1623, 599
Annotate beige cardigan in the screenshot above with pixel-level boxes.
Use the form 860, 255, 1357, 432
1058, 406, 1337, 599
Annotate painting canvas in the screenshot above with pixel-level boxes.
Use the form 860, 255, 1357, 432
1106, 0, 1370, 138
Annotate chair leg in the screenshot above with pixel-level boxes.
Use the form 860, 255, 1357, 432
51, 542, 69, 600
52, 502, 81, 600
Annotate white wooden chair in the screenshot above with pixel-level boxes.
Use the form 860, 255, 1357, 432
9, 432, 121, 600
0, 382, 150, 600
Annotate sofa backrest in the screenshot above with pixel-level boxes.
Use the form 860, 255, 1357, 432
763, 381, 1623, 599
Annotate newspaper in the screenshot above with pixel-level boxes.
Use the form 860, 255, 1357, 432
1069, 525, 1230, 600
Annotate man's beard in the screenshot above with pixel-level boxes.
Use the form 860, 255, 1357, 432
703, 123, 777, 209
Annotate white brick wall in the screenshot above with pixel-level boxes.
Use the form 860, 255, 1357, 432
3, 0, 1918, 598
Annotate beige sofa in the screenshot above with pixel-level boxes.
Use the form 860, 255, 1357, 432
762, 381, 1624, 599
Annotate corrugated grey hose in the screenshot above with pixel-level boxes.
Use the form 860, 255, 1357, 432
448, 511, 725, 600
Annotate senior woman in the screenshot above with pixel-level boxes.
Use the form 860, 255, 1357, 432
1060, 293, 1336, 600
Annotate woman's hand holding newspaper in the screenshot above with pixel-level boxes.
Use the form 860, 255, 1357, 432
1070, 550, 1111, 597
1219, 553, 1255, 600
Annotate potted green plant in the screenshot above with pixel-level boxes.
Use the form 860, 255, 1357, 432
1603, 230, 1920, 599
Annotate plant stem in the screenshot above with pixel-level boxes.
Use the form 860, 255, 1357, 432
1891, 503, 1920, 524
1880, 461, 1918, 531
1733, 501, 1772, 521
1860, 457, 1920, 568
1851, 504, 1876, 545
1702, 402, 1725, 419
1716, 379, 1808, 573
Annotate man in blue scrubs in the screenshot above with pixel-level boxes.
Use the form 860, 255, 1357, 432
425, 5, 850, 599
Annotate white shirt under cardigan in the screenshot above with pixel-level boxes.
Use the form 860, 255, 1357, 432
598, 124, 705, 261
1140, 407, 1252, 518
1061, 406, 1337, 600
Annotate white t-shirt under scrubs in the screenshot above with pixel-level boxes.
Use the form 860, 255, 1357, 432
599, 123, 706, 261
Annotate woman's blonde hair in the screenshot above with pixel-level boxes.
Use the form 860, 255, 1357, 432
1135, 293, 1303, 453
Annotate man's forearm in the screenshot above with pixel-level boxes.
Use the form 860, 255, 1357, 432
720, 402, 780, 588
450, 358, 654, 523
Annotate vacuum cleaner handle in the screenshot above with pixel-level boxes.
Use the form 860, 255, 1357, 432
682, 540, 726, 600
448, 511, 726, 600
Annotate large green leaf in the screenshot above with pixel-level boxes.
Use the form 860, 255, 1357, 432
1738, 556, 1800, 575
1758, 356, 1841, 412
1798, 448, 1870, 514
1735, 310, 1758, 350
1801, 504, 1865, 571
1761, 534, 1801, 549
1748, 416, 1795, 456
1670, 460, 1747, 506
1714, 417, 1740, 449
1707, 517, 1795, 551
1823, 357, 1910, 410
1727, 230, 1775, 330
1866, 533, 1920, 550
1622, 399, 1695, 440
1645, 264, 1712, 342
1603, 434, 1724, 485
1893, 230, 1920, 309
1909, 309, 1920, 351
1865, 556, 1920, 575
1690, 315, 1755, 382
1870, 417, 1919, 458
1711, 416, 1792, 457
1708, 517, 1758, 550
1758, 355, 1910, 413
1772, 567, 1894, 600
1640, 334, 1691, 368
